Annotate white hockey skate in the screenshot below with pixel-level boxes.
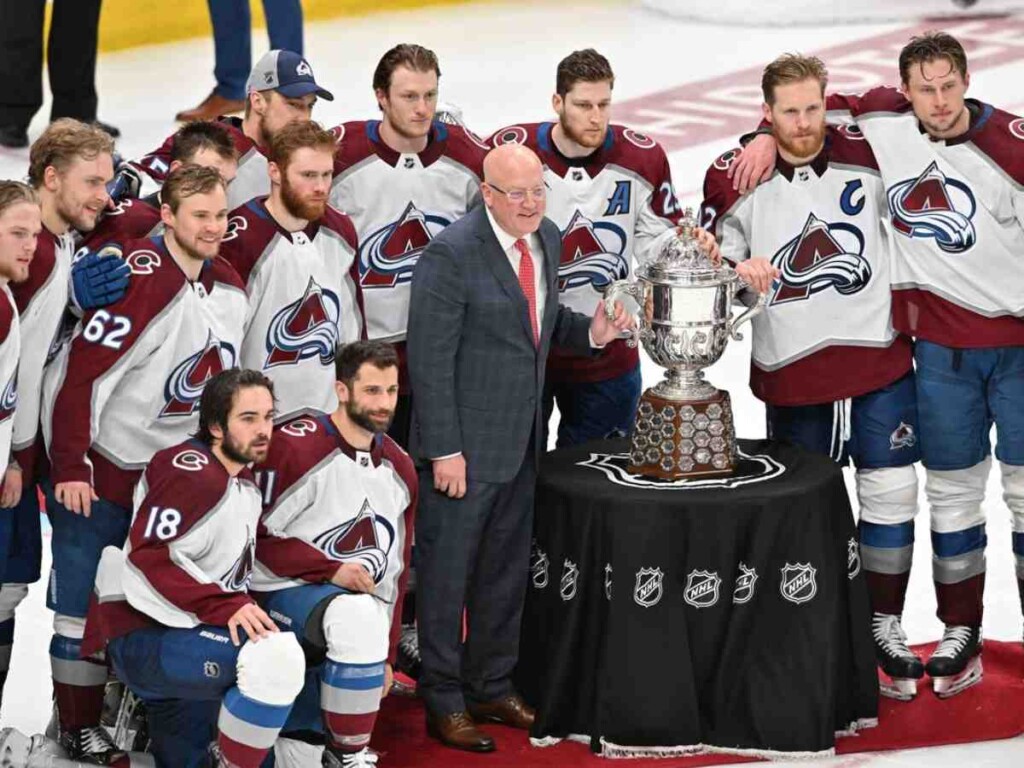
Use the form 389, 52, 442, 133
872, 613, 924, 701
926, 625, 983, 698
322, 746, 380, 768
0, 728, 155, 768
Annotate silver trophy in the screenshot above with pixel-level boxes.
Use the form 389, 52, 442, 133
604, 214, 766, 479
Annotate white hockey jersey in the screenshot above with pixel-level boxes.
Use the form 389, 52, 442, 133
219, 199, 365, 423
826, 89, 1024, 348
329, 120, 485, 353
487, 122, 681, 383
10, 228, 74, 478
702, 127, 911, 405
83, 440, 261, 652
43, 237, 248, 509
0, 285, 21, 474
253, 414, 417, 662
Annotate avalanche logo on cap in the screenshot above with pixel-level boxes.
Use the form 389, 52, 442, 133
888, 161, 976, 253
296, 60, 313, 77
558, 209, 628, 292
162, 332, 236, 417
264, 277, 342, 368
360, 202, 452, 288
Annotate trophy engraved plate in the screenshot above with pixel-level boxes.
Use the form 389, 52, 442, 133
604, 214, 766, 480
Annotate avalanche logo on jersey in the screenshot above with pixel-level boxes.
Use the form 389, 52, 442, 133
770, 213, 871, 306
359, 202, 451, 288
558, 210, 628, 291
313, 498, 395, 584
0, 367, 17, 423
161, 332, 237, 417
887, 161, 977, 253
264, 277, 341, 368
220, 533, 255, 592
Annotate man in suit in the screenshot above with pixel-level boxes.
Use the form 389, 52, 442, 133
407, 143, 633, 752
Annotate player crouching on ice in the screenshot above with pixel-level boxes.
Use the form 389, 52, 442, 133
81, 369, 306, 767
251, 341, 417, 768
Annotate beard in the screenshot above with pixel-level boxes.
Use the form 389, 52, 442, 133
221, 430, 269, 465
281, 176, 326, 221
346, 397, 394, 435
57, 193, 99, 233
174, 233, 217, 263
776, 125, 826, 163
558, 113, 605, 150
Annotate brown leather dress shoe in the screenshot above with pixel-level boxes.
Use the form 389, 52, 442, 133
425, 710, 496, 752
175, 90, 245, 122
467, 694, 536, 730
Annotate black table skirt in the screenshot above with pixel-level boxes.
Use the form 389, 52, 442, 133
517, 438, 879, 758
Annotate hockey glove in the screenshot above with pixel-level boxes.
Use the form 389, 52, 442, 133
70, 246, 131, 312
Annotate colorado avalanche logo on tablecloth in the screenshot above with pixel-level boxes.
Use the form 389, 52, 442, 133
313, 498, 395, 583
161, 332, 236, 417
770, 213, 870, 306
359, 202, 451, 288
558, 210, 628, 291
220, 533, 255, 591
0, 367, 17, 423
887, 161, 976, 253
264, 277, 341, 368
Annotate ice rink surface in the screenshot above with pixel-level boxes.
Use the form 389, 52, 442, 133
1, 1, 1022, 764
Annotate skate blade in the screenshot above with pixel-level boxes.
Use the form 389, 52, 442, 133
932, 656, 983, 698
879, 676, 917, 701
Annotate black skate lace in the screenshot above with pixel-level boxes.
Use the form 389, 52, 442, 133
931, 625, 973, 659
77, 726, 118, 755
872, 614, 912, 657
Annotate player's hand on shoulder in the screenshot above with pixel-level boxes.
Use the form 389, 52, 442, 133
70, 244, 131, 313
734, 257, 780, 295
331, 562, 376, 594
0, 465, 22, 508
730, 133, 777, 194
227, 601, 279, 646
55, 481, 99, 518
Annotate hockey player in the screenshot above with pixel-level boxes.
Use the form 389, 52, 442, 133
329, 43, 485, 447
133, 49, 333, 210
486, 49, 690, 447
701, 54, 921, 699
42, 165, 248, 761
734, 32, 1024, 697
81, 121, 239, 252
0, 181, 38, 708
220, 120, 364, 423
83, 369, 307, 767
252, 340, 417, 768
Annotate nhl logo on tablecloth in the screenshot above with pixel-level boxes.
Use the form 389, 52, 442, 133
560, 559, 580, 602
530, 543, 549, 589
604, 564, 613, 601
847, 538, 861, 580
683, 569, 720, 608
633, 567, 664, 608
780, 563, 817, 604
732, 563, 758, 604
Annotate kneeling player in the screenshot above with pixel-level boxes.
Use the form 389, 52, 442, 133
83, 370, 306, 767
702, 54, 922, 699
253, 341, 417, 767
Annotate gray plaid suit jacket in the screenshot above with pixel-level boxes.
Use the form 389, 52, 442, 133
407, 205, 593, 483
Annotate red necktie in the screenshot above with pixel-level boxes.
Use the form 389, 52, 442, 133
515, 238, 539, 346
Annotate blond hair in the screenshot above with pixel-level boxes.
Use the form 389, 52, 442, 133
28, 119, 114, 189
761, 54, 828, 105
0, 181, 40, 218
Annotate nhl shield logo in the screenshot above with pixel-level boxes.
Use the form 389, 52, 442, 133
633, 567, 664, 608
780, 563, 818, 605
560, 559, 580, 602
530, 543, 549, 589
732, 563, 758, 605
604, 563, 613, 601
683, 569, 721, 608
847, 538, 861, 580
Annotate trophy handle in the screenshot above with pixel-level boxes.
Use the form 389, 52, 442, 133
727, 285, 768, 341
603, 279, 645, 348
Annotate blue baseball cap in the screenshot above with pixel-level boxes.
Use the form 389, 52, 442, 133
246, 50, 334, 101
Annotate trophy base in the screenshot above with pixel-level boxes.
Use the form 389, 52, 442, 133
627, 388, 737, 480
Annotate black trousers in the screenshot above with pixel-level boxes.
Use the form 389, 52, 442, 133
0, 0, 103, 129
414, 449, 537, 716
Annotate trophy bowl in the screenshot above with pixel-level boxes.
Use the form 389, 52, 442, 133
604, 220, 766, 479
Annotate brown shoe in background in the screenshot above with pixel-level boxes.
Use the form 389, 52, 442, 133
467, 693, 536, 730
425, 710, 496, 752
175, 90, 245, 122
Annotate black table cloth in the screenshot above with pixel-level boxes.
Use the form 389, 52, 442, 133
517, 438, 879, 759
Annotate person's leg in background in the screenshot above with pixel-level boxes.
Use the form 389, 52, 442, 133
261, 0, 304, 56
176, 0, 251, 121
0, 0, 45, 148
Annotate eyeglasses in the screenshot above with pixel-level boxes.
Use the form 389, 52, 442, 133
487, 183, 547, 203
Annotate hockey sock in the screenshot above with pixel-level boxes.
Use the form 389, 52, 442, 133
0, 616, 12, 697
321, 657, 385, 752
859, 521, 913, 615
50, 633, 108, 731
217, 687, 294, 768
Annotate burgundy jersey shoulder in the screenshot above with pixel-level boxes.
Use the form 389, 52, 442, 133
332, 121, 378, 174
827, 124, 880, 172
830, 86, 911, 118
106, 237, 191, 321
968, 103, 1024, 186
604, 124, 674, 189
438, 123, 487, 177
219, 200, 280, 285
203, 255, 245, 295
81, 198, 161, 250
321, 205, 359, 250
142, 441, 233, 512
11, 228, 60, 314
700, 147, 746, 234
486, 122, 543, 151
263, 415, 337, 501
0, 288, 14, 345
381, 433, 417, 494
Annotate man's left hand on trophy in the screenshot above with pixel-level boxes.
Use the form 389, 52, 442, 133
592, 299, 636, 346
